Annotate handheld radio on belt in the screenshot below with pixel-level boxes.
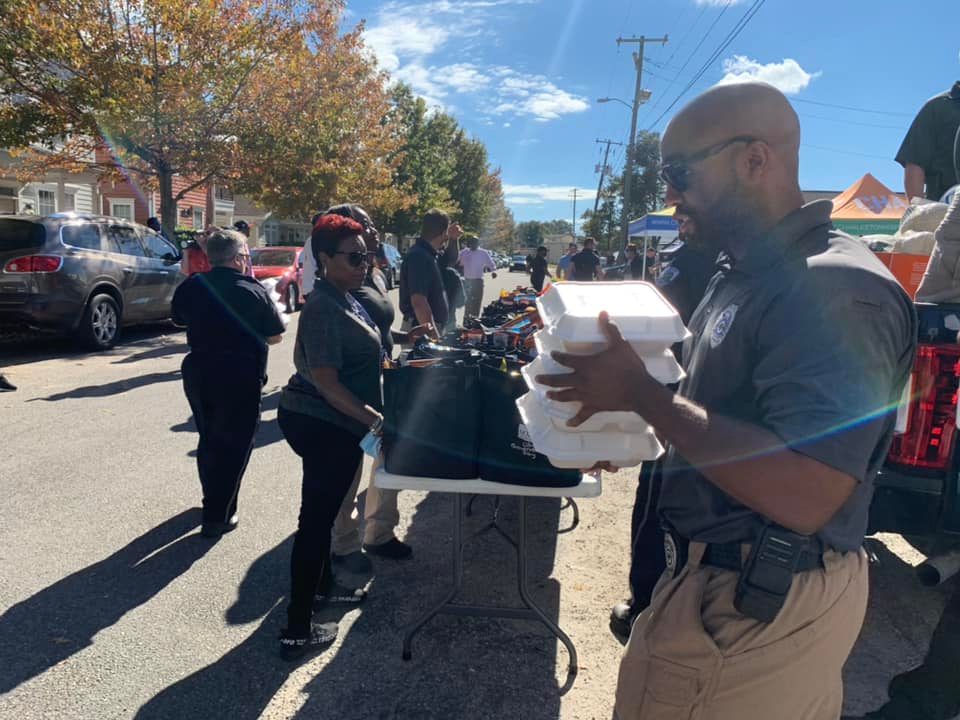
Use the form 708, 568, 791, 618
734, 524, 811, 624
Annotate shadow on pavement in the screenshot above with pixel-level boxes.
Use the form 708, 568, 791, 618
293, 490, 569, 719
0, 324, 183, 368
30, 370, 183, 401
112, 342, 189, 365
136, 483, 570, 719
0, 508, 208, 694
133, 537, 305, 720
843, 537, 952, 715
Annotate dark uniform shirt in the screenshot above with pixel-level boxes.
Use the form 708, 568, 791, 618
352, 272, 395, 357
895, 81, 960, 201
530, 255, 549, 284
171, 266, 285, 379
281, 278, 383, 437
399, 238, 449, 328
655, 243, 718, 324
571, 248, 601, 281
659, 201, 917, 553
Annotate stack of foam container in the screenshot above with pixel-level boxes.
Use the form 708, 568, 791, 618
517, 282, 690, 470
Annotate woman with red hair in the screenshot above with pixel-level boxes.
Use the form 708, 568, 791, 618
276, 213, 385, 659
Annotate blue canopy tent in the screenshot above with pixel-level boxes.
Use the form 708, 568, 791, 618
627, 208, 680, 278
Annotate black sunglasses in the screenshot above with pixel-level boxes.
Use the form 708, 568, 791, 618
333, 251, 369, 268
659, 135, 759, 193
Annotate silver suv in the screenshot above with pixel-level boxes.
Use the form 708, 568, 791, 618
0, 213, 183, 349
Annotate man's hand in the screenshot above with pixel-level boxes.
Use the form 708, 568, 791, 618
536, 311, 655, 427
409, 323, 438, 343
447, 223, 464, 242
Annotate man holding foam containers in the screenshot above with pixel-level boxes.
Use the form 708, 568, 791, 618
534, 83, 916, 719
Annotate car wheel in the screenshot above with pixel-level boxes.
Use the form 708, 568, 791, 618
285, 284, 299, 314
80, 293, 120, 350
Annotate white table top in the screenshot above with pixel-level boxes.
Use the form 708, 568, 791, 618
374, 467, 602, 498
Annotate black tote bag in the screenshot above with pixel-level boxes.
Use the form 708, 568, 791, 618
477, 364, 581, 488
383, 364, 481, 479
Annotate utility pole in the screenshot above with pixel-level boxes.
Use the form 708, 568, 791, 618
593, 138, 624, 251
616, 34, 667, 252
569, 188, 579, 241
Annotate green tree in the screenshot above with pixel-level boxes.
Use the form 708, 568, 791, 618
479, 170, 514, 251
0, 0, 363, 237
540, 219, 573, 236
514, 220, 544, 248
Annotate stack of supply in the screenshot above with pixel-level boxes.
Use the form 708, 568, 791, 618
518, 282, 689, 470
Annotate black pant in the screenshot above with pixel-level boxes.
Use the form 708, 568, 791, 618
181, 353, 262, 525
279, 407, 363, 635
629, 462, 667, 610
531, 273, 546, 292
873, 582, 960, 719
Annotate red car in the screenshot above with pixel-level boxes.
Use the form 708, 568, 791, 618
250, 246, 304, 313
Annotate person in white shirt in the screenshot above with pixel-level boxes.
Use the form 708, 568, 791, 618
456, 234, 497, 319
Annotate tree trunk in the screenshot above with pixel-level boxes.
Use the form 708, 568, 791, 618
158, 169, 177, 241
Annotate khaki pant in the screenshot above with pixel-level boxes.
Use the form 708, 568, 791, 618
331, 456, 400, 554
614, 541, 868, 720
463, 278, 484, 319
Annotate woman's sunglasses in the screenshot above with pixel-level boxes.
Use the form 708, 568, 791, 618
333, 251, 370, 268
659, 135, 758, 193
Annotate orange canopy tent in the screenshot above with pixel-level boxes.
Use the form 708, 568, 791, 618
831, 173, 909, 236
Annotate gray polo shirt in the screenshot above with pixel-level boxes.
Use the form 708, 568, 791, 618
280, 279, 383, 437
659, 200, 917, 552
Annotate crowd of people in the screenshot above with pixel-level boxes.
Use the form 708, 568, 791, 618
159, 76, 960, 719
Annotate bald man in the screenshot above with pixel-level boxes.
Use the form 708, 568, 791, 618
536, 83, 916, 719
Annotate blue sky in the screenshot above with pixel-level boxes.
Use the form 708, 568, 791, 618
346, 0, 959, 232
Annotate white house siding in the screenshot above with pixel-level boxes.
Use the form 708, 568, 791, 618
17, 178, 95, 214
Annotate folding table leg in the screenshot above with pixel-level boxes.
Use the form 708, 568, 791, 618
402, 493, 465, 661
516, 497, 578, 674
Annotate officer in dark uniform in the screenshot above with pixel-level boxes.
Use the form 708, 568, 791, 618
896, 81, 960, 201
540, 83, 916, 719
610, 227, 716, 640
172, 230, 286, 538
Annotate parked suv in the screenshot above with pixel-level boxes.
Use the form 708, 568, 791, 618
0, 213, 183, 349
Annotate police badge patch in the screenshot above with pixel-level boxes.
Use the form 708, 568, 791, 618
710, 304, 738, 348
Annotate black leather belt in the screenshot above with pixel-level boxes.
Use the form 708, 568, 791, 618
665, 531, 825, 576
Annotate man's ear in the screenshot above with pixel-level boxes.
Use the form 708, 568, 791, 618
741, 141, 771, 183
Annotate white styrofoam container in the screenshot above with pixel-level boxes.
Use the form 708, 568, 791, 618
519, 355, 651, 432
516, 393, 664, 469
536, 281, 690, 348
532, 332, 686, 385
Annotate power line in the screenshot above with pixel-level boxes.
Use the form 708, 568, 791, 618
797, 112, 906, 131
801, 143, 893, 161
646, 0, 767, 130
639, 1, 734, 124
792, 97, 912, 118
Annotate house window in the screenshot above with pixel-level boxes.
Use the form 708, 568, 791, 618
37, 189, 56, 216
110, 199, 134, 221
63, 192, 76, 211
193, 207, 204, 229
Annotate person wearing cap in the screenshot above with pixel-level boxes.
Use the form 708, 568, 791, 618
172, 229, 286, 538
896, 81, 960, 201
538, 82, 916, 719
556, 242, 577, 280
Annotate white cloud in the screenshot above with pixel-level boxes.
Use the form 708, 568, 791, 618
503, 184, 597, 206
360, 0, 586, 123
716, 56, 821, 95
492, 69, 590, 122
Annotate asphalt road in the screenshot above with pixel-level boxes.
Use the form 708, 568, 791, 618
0, 268, 955, 719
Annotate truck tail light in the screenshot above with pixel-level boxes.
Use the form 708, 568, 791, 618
3, 255, 63, 273
888, 345, 960, 471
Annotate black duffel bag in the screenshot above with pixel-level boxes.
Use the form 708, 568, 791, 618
477, 363, 581, 488
383, 363, 481, 479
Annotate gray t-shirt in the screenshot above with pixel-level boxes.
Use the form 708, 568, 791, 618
280, 279, 383, 437
659, 201, 917, 552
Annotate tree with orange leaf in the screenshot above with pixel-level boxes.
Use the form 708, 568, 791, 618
0, 0, 408, 236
